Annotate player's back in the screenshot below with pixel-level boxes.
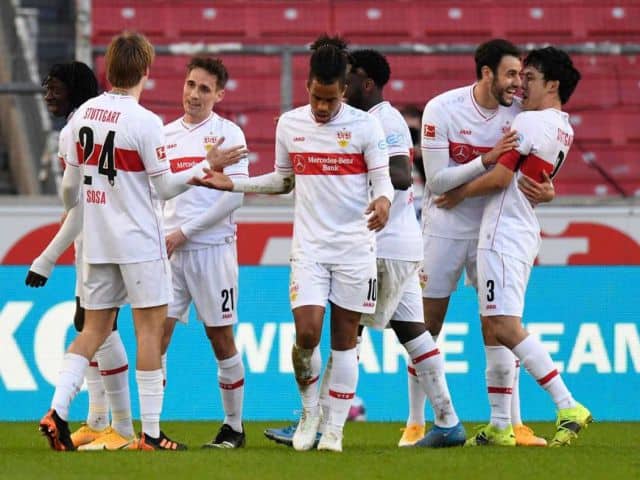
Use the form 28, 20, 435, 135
480, 108, 573, 265
163, 113, 249, 249
70, 93, 170, 264
421, 85, 520, 240
369, 101, 422, 262
276, 103, 388, 263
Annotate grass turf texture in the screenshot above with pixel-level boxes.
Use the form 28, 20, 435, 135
1, 421, 637, 480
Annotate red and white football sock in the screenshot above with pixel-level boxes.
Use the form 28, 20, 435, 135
51, 352, 89, 420
292, 345, 321, 414
218, 352, 245, 433
326, 348, 358, 430
485, 346, 515, 429
510, 355, 523, 425
405, 331, 458, 428
136, 369, 164, 438
96, 331, 133, 438
85, 358, 109, 430
513, 335, 576, 410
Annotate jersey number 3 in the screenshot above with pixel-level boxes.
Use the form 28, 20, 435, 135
79, 127, 117, 186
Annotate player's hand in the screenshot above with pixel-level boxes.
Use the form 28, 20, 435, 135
189, 169, 234, 191
518, 170, 555, 206
482, 130, 519, 167
25, 270, 48, 287
165, 229, 187, 259
365, 196, 391, 232
435, 186, 465, 209
205, 136, 249, 172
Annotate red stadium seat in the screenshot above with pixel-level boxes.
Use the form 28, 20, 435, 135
249, 1, 331, 43
232, 110, 280, 144
222, 75, 282, 111
332, 1, 418, 42
387, 55, 476, 79
246, 142, 276, 176
578, 4, 640, 41
566, 74, 621, 110
170, 2, 251, 42
415, 4, 495, 43
91, 2, 169, 44
493, 5, 579, 43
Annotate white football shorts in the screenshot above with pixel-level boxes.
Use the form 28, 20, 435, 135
360, 258, 423, 330
82, 258, 172, 310
477, 249, 532, 318
289, 256, 377, 314
422, 235, 478, 298
168, 243, 238, 327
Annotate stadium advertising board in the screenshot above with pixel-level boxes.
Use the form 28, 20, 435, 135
0, 205, 638, 421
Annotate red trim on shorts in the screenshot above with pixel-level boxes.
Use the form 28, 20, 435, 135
329, 390, 355, 400
412, 348, 440, 364
219, 378, 245, 390
89, 361, 99, 368
488, 386, 513, 394
537, 369, 559, 386
297, 375, 320, 386
407, 366, 417, 376
100, 364, 128, 376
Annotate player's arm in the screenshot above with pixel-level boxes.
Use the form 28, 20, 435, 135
190, 167, 294, 194
389, 154, 412, 190
25, 203, 82, 286
364, 117, 394, 231
60, 162, 82, 210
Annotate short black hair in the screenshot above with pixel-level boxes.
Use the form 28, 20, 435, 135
474, 39, 520, 80
187, 56, 229, 89
523, 47, 581, 105
349, 49, 391, 89
308, 34, 350, 85
42, 61, 99, 110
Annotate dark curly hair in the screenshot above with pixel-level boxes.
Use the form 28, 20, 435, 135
308, 34, 350, 85
42, 61, 99, 112
349, 49, 391, 89
474, 38, 520, 80
523, 47, 581, 105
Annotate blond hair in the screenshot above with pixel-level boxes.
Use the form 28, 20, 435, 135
105, 31, 154, 88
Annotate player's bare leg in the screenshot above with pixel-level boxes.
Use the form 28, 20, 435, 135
132, 305, 186, 451
202, 325, 246, 449
291, 305, 324, 451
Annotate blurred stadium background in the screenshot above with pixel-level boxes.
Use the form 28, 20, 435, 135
0, 1, 638, 423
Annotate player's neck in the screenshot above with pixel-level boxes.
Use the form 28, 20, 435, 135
364, 93, 384, 111
109, 83, 143, 101
473, 83, 499, 110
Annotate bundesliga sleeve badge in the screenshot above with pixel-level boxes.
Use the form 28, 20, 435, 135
155, 146, 167, 161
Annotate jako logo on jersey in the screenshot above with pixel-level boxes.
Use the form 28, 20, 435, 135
155, 146, 166, 161
293, 136, 305, 142
336, 129, 351, 148
424, 124, 436, 138
459, 129, 472, 135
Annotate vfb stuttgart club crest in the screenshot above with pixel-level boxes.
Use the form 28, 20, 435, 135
336, 129, 351, 148
203, 136, 218, 152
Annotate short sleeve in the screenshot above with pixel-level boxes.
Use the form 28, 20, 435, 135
274, 115, 292, 174
421, 99, 449, 151
363, 116, 389, 171
139, 113, 170, 176
222, 124, 249, 178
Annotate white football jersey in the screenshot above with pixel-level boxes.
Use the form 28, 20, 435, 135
163, 113, 248, 249
67, 93, 170, 263
479, 109, 573, 264
421, 85, 521, 239
369, 101, 422, 261
276, 103, 389, 263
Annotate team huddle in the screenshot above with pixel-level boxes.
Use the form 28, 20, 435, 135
27, 32, 590, 453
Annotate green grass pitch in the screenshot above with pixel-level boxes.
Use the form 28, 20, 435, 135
1, 421, 638, 480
